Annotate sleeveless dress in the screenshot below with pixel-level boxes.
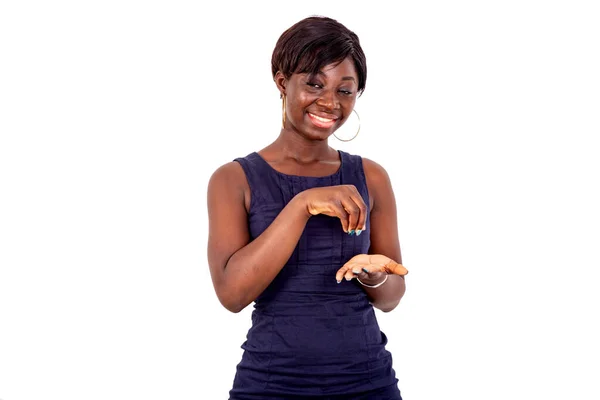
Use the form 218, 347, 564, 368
229, 150, 402, 400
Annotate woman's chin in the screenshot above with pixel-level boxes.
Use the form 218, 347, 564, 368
305, 128, 334, 141
303, 123, 339, 140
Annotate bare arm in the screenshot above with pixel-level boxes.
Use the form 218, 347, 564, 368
361, 158, 406, 312
207, 162, 310, 313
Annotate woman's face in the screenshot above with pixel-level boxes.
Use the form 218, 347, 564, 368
280, 57, 359, 141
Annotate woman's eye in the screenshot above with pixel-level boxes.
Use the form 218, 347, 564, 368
307, 82, 322, 89
339, 90, 353, 95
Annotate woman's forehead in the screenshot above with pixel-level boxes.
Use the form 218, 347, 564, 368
300, 58, 358, 80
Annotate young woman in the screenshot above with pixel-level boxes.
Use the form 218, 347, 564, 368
207, 16, 409, 400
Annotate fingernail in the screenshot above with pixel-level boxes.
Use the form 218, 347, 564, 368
348, 230, 355, 236
336, 279, 341, 284
362, 267, 369, 273
352, 270, 360, 275
356, 230, 362, 236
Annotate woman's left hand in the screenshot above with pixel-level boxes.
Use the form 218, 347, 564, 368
335, 254, 408, 284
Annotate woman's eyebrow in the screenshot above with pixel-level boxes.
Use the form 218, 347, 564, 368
313, 73, 356, 81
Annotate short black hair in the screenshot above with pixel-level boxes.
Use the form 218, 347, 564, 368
271, 16, 367, 94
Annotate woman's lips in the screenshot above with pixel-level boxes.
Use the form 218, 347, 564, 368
307, 112, 337, 129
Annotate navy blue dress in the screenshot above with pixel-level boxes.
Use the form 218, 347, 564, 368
229, 151, 402, 400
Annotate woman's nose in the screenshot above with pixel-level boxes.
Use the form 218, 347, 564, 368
316, 90, 339, 110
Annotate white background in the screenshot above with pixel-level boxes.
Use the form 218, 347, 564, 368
1, 1, 599, 399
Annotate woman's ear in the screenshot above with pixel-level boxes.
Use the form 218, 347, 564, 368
274, 71, 287, 98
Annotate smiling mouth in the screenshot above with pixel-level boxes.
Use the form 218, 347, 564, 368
307, 112, 338, 128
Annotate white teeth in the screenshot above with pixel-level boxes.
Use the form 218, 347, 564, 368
310, 113, 334, 122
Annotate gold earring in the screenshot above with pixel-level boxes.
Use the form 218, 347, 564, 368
333, 109, 361, 142
281, 95, 286, 128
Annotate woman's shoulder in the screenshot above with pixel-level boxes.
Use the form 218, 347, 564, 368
209, 151, 260, 179
208, 154, 254, 194
343, 152, 394, 199
361, 157, 391, 183
340, 150, 392, 184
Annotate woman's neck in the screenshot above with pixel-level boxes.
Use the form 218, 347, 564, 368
265, 130, 336, 162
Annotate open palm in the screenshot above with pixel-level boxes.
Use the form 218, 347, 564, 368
335, 254, 408, 283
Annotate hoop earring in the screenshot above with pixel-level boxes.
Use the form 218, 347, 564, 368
333, 109, 361, 142
281, 95, 286, 129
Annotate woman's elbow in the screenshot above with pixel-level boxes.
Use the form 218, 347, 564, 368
216, 286, 250, 314
222, 303, 244, 313
377, 299, 401, 313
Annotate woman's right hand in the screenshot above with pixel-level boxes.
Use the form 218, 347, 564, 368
297, 185, 368, 234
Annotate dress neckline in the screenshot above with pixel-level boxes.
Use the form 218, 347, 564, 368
252, 150, 344, 179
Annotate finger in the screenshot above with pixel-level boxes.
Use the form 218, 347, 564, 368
348, 262, 365, 276
344, 268, 357, 281
384, 260, 409, 276
359, 263, 383, 278
328, 201, 350, 233
345, 186, 367, 232
340, 199, 360, 233
341, 262, 362, 281
359, 265, 376, 275
335, 264, 353, 283
353, 268, 371, 282
365, 262, 409, 276
350, 194, 368, 233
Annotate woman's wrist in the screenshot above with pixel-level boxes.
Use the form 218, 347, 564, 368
357, 273, 388, 288
287, 193, 312, 220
